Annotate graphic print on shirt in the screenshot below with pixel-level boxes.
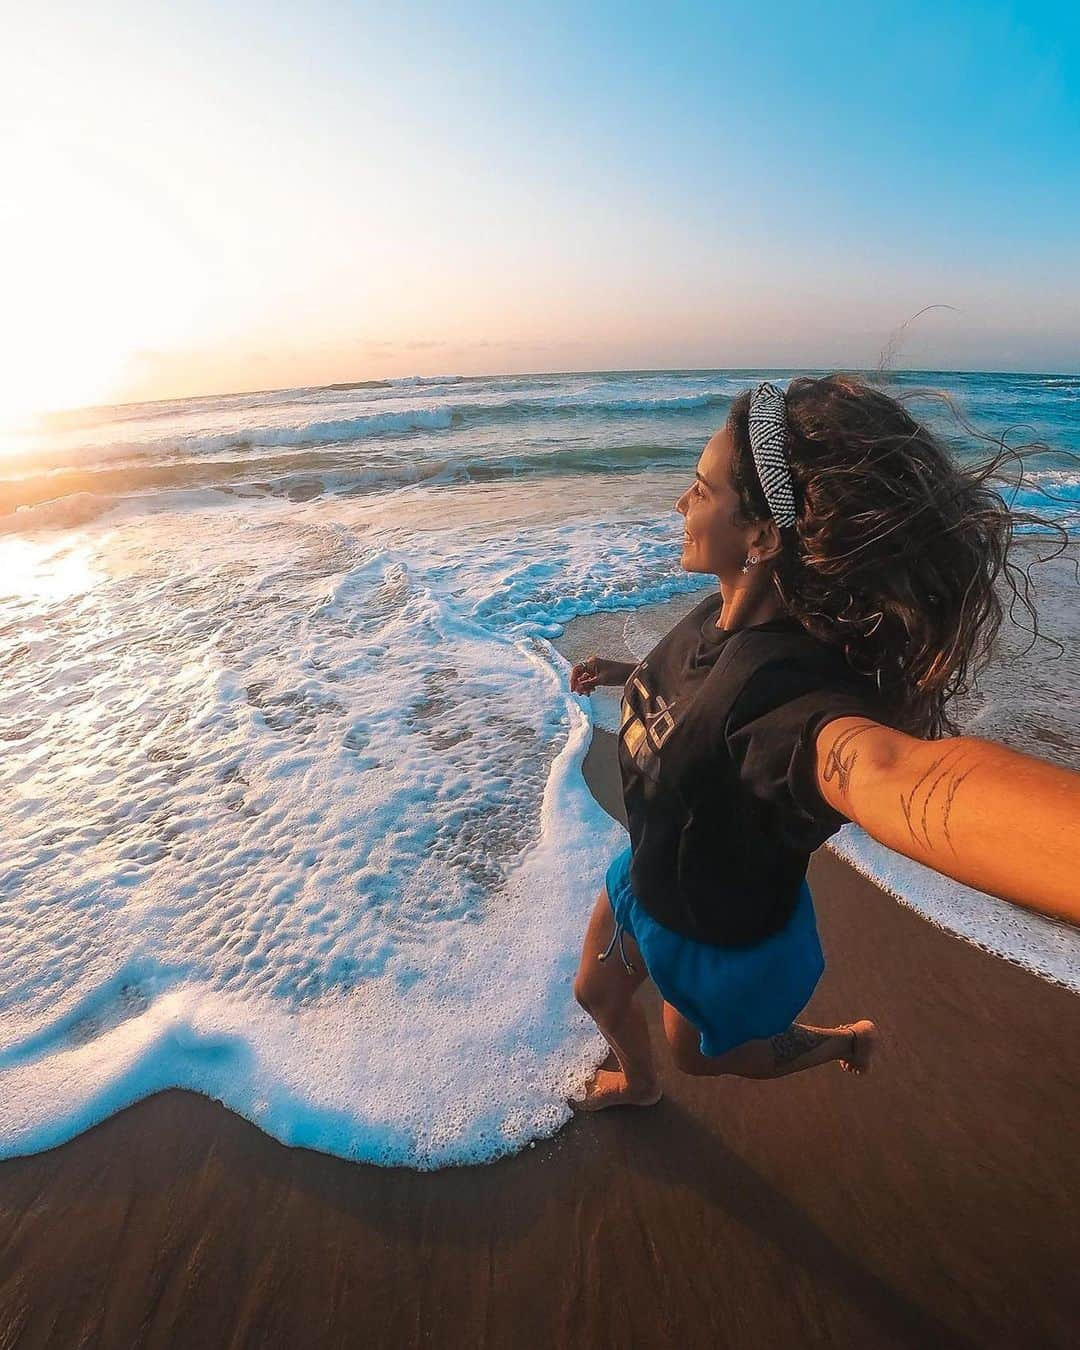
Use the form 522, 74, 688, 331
620, 663, 679, 784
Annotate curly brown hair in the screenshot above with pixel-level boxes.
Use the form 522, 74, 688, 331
727, 374, 1072, 739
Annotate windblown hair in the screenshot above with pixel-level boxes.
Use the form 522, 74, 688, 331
727, 374, 1071, 739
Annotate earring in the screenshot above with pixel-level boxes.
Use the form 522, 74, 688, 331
740, 555, 759, 574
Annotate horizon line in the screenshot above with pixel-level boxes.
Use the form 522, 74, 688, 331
36, 363, 1080, 422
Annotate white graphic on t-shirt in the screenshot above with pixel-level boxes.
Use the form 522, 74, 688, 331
620, 664, 678, 782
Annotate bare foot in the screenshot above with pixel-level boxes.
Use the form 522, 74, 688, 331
571, 1068, 663, 1112
839, 1020, 877, 1076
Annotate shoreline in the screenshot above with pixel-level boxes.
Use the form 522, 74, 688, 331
3, 686, 1080, 1345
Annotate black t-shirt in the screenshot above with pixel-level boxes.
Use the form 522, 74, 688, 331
617, 592, 893, 946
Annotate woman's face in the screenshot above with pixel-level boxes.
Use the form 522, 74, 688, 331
675, 426, 752, 579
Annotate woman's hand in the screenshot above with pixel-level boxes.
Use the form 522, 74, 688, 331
569, 656, 635, 695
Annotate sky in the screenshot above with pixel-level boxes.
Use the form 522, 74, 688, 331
1, 0, 1078, 419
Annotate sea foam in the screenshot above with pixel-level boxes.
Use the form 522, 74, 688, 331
0, 502, 701, 1166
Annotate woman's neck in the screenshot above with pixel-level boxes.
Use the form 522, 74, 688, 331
714, 576, 784, 632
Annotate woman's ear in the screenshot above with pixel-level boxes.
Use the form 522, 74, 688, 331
749, 519, 783, 564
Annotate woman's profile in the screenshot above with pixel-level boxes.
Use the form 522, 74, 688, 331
568, 375, 1078, 1110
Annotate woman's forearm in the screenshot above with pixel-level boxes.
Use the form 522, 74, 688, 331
850, 733, 1080, 926
609, 660, 638, 686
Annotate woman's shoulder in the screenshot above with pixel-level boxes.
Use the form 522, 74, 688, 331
721, 617, 887, 711
724, 614, 834, 667
742, 613, 859, 667
646, 590, 722, 656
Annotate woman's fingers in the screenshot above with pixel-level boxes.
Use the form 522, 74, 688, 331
570, 659, 594, 694
571, 656, 602, 695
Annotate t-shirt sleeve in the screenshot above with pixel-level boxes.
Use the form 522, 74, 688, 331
723, 664, 887, 833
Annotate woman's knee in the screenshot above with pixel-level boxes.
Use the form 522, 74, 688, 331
662, 1011, 699, 1072
575, 887, 615, 1008
573, 969, 599, 1013
573, 963, 622, 1018
574, 920, 643, 1018
664, 1021, 764, 1078
663, 1004, 728, 1076
666, 1025, 710, 1075
575, 881, 651, 1016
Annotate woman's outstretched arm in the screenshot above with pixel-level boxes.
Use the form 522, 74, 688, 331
813, 717, 1080, 927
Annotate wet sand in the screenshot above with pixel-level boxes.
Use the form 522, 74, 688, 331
2, 613, 1079, 1348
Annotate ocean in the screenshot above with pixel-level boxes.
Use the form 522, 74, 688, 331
1, 369, 1077, 1168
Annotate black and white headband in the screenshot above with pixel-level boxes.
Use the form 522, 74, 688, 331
747, 382, 797, 529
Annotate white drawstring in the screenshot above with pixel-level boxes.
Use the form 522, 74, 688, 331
598, 922, 636, 973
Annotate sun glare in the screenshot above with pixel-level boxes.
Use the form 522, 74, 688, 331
0, 537, 103, 605
0, 130, 210, 435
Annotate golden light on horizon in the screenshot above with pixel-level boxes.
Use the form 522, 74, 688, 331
0, 129, 209, 430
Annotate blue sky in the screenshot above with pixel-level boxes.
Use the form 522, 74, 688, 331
1, 0, 1077, 412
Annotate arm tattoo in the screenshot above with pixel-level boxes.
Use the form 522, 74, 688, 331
770, 1025, 828, 1069
941, 764, 977, 848
898, 744, 978, 855
826, 723, 980, 859
821, 722, 876, 798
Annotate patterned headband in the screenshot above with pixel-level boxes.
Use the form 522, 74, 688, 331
747, 382, 797, 529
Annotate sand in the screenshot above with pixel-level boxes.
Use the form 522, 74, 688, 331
2, 604, 1079, 1349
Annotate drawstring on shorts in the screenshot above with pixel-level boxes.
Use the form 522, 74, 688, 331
598, 921, 636, 974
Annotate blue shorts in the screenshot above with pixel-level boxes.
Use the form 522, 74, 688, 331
603, 846, 826, 1058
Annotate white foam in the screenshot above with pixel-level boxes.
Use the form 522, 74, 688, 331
828, 828, 1080, 992
0, 491, 117, 535
0, 515, 637, 1166
413, 515, 705, 639
1, 485, 255, 537
0, 710, 621, 1166
588, 688, 625, 733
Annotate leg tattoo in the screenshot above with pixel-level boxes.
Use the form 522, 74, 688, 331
769, 1024, 830, 1070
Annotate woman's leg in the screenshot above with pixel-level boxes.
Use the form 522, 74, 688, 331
572, 888, 662, 1110
662, 1002, 877, 1080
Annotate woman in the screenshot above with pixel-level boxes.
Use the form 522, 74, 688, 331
569, 375, 1078, 1110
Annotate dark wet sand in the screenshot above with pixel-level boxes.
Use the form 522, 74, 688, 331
2, 735, 1079, 1347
